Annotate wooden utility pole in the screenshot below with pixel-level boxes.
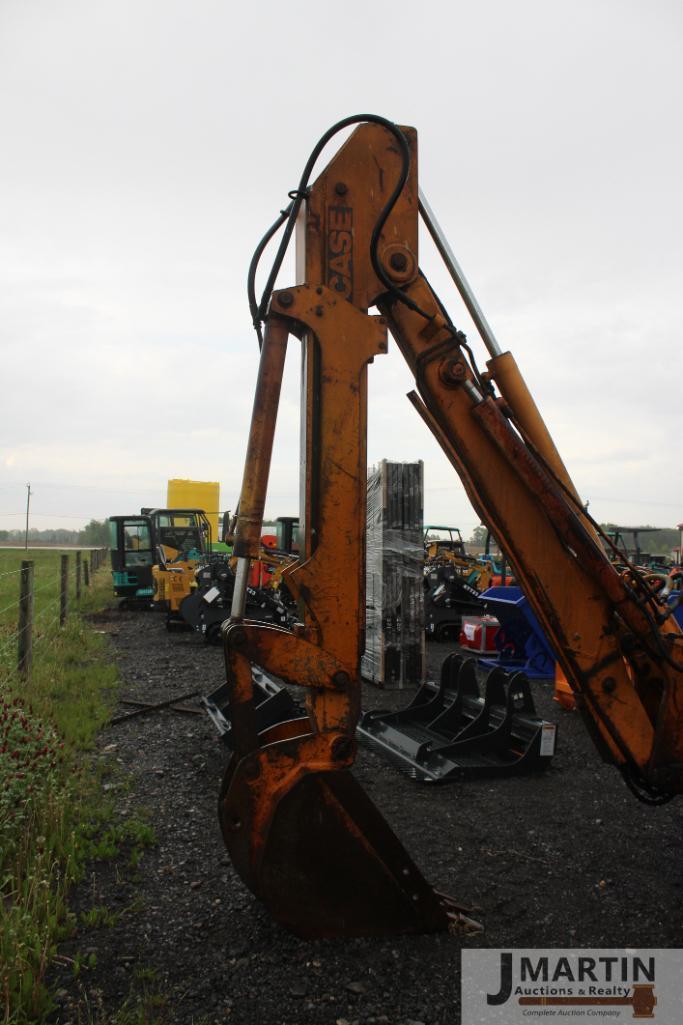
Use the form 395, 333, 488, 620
18, 560, 34, 679
24, 483, 31, 550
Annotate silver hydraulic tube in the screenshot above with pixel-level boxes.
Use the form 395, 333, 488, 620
463, 378, 483, 404
231, 556, 250, 619
419, 188, 503, 359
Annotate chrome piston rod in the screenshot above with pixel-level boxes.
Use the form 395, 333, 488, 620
230, 556, 250, 619
419, 188, 503, 359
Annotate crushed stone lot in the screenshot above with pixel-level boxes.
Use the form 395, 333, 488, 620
49, 607, 683, 1025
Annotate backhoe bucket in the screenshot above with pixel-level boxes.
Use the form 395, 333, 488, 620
218, 725, 470, 938
358, 653, 557, 782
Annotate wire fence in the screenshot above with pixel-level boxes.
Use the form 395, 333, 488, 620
0, 567, 25, 580
0, 547, 108, 686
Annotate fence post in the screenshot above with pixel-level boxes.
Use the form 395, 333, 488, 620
60, 554, 69, 626
92, 549, 97, 572
18, 560, 34, 679
84, 557, 90, 588
76, 551, 82, 602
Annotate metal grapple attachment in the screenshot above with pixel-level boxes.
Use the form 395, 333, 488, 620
358, 653, 557, 782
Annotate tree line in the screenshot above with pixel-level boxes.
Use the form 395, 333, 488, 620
0, 519, 110, 546
468, 523, 680, 557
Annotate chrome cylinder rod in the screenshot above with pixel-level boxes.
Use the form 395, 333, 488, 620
419, 188, 503, 359
231, 556, 250, 619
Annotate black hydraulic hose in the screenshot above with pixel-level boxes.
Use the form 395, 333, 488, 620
247, 114, 437, 345
515, 432, 683, 673
247, 205, 291, 349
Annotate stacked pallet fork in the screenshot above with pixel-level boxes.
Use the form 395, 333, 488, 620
361, 460, 426, 688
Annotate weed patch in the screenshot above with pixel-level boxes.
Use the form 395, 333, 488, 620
0, 558, 123, 1024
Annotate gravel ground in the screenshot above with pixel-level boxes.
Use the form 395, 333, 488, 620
49, 608, 683, 1025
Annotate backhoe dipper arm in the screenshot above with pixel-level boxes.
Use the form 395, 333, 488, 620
220, 122, 488, 938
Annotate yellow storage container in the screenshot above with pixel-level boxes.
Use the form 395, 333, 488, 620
166, 479, 220, 544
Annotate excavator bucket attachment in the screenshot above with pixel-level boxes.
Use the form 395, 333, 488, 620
358, 653, 557, 781
218, 726, 472, 938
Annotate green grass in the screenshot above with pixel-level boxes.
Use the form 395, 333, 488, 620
0, 549, 122, 1025
80, 904, 121, 930
112, 972, 168, 1025
0, 549, 105, 681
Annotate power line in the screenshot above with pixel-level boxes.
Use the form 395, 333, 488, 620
0, 512, 113, 520
0, 481, 166, 495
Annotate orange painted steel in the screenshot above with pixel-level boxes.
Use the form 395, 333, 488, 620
231, 317, 290, 562
219, 119, 683, 939
383, 272, 683, 778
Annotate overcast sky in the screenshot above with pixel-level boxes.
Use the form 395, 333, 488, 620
1, 0, 681, 538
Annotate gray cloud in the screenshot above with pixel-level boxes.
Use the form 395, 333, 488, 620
1, 0, 681, 536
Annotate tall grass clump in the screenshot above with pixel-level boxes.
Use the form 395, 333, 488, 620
0, 553, 117, 1024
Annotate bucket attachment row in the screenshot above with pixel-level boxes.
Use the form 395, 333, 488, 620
358, 652, 557, 782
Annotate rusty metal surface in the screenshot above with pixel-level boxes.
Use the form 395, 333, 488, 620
219, 745, 450, 938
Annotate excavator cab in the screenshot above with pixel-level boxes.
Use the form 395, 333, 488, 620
145, 508, 213, 623
215, 116, 683, 940
144, 507, 211, 562
424, 525, 466, 562
274, 516, 299, 555
108, 515, 155, 604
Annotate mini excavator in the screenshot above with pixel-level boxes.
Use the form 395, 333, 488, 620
218, 116, 683, 939
108, 514, 156, 604
147, 508, 212, 625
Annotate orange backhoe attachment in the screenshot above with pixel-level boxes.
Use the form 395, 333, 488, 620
219, 117, 683, 938
220, 285, 469, 935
